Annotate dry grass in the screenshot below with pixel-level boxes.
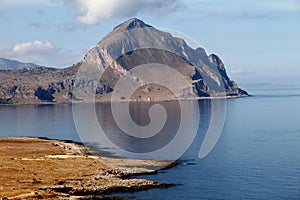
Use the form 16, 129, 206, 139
0, 138, 106, 199
0, 138, 176, 199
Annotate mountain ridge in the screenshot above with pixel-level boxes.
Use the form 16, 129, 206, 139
0, 58, 39, 70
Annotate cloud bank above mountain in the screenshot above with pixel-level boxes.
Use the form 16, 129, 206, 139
53, 0, 181, 25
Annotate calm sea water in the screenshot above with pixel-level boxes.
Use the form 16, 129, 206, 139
1, 89, 300, 199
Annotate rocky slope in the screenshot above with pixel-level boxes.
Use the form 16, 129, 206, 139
0, 64, 80, 104
0, 18, 248, 105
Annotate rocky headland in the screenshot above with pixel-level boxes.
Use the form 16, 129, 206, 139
0, 18, 248, 105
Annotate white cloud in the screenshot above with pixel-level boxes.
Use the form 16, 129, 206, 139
0, 41, 79, 67
53, 0, 181, 25
11, 41, 54, 55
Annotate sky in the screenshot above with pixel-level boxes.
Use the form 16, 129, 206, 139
0, 0, 299, 89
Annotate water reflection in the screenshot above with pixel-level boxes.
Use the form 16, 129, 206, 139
96, 102, 181, 153
73, 99, 226, 160
0, 99, 226, 161
0, 104, 78, 140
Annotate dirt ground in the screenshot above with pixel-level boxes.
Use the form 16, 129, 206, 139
0, 138, 176, 199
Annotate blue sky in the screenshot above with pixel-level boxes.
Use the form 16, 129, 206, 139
0, 0, 299, 88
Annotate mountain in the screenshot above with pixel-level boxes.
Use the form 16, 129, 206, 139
0, 58, 38, 70
0, 18, 248, 104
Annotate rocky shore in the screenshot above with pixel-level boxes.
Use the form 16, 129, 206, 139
0, 138, 177, 199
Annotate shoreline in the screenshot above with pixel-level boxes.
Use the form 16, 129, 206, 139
0, 94, 250, 106
0, 137, 178, 199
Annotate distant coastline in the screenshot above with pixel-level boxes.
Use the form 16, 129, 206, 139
0, 93, 250, 106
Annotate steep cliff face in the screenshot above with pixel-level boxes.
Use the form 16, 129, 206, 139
0, 18, 248, 104
208, 54, 248, 96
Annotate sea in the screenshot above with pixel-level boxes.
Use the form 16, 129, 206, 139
1, 89, 299, 200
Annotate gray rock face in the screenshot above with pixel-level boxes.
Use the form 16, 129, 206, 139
81, 18, 248, 100
0, 18, 248, 104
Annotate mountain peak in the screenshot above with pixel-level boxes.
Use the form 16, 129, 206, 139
113, 18, 152, 33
